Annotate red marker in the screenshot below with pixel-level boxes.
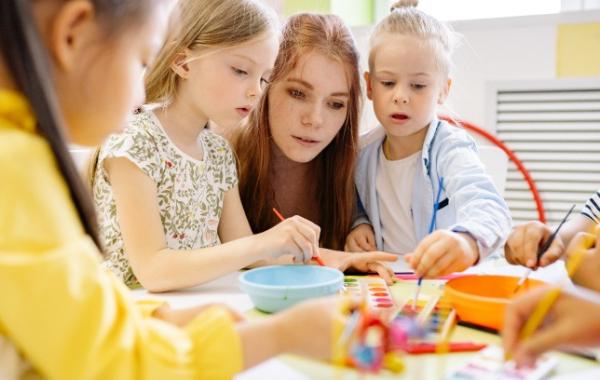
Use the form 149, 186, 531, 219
272, 208, 325, 266
405, 342, 487, 355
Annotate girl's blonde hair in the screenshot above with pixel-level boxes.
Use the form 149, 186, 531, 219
145, 0, 278, 105
369, 0, 456, 74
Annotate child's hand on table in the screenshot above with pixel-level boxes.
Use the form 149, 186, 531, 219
344, 224, 376, 252
320, 248, 397, 285
505, 221, 565, 269
502, 286, 600, 367
404, 230, 479, 277
272, 296, 355, 360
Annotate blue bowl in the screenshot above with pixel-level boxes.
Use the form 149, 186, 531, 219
239, 265, 344, 313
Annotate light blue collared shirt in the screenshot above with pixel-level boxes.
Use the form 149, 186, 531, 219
354, 117, 512, 259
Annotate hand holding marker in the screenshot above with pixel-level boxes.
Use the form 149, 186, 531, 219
272, 208, 326, 266
413, 177, 445, 311
513, 204, 575, 294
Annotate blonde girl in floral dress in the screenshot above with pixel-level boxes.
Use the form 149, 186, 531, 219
92, 0, 396, 291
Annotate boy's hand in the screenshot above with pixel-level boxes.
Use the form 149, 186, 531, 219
344, 224, 376, 252
505, 221, 565, 269
405, 230, 479, 277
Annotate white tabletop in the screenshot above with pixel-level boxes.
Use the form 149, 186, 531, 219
130, 271, 254, 312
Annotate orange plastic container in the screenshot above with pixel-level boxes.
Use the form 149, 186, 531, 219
444, 275, 546, 331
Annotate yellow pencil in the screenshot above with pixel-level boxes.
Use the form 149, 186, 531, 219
516, 236, 590, 346
519, 287, 561, 341
436, 308, 457, 354
418, 295, 440, 326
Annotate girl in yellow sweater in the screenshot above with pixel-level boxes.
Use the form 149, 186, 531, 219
0, 0, 350, 378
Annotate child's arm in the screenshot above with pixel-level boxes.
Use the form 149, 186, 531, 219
106, 157, 319, 292
217, 185, 301, 268
238, 296, 350, 368
437, 140, 512, 261
407, 136, 512, 277
217, 184, 254, 241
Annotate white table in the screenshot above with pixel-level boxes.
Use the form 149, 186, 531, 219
129, 261, 600, 379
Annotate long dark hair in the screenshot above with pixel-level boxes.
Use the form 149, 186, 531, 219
236, 14, 362, 250
0, 0, 153, 248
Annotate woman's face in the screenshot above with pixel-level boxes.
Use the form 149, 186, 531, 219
44, 1, 173, 146
268, 51, 350, 163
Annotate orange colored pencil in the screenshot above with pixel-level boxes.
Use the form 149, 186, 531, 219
272, 208, 325, 266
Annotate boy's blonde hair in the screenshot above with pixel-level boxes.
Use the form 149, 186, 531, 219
369, 0, 456, 74
145, 0, 278, 105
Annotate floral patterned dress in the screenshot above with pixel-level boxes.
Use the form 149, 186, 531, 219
93, 110, 238, 288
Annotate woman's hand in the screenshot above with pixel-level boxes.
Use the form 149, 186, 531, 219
257, 215, 321, 264
320, 248, 397, 285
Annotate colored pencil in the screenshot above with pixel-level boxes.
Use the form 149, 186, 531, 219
516, 227, 590, 351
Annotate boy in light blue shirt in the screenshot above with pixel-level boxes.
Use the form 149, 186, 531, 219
346, 2, 512, 277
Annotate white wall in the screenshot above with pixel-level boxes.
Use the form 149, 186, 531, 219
351, 10, 600, 137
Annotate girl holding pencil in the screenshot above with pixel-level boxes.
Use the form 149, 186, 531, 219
0, 0, 367, 378
91, 0, 396, 291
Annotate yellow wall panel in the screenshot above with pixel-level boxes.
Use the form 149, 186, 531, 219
557, 22, 600, 77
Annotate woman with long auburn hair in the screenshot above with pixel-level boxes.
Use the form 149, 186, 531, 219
236, 13, 363, 251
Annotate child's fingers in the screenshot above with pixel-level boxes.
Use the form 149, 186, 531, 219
594, 224, 600, 254
422, 249, 455, 277
344, 239, 358, 252
290, 230, 314, 263
364, 231, 376, 250
367, 262, 394, 285
538, 238, 564, 267
502, 288, 547, 358
357, 234, 373, 251
408, 233, 438, 270
293, 219, 321, 259
416, 239, 447, 276
347, 240, 362, 252
295, 215, 322, 241
522, 224, 547, 268
505, 228, 525, 265
516, 321, 571, 367
367, 251, 398, 263
567, 232, 596, 256
292, 216, 321, 246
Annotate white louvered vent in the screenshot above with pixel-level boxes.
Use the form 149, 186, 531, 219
486, 79, 600, 225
